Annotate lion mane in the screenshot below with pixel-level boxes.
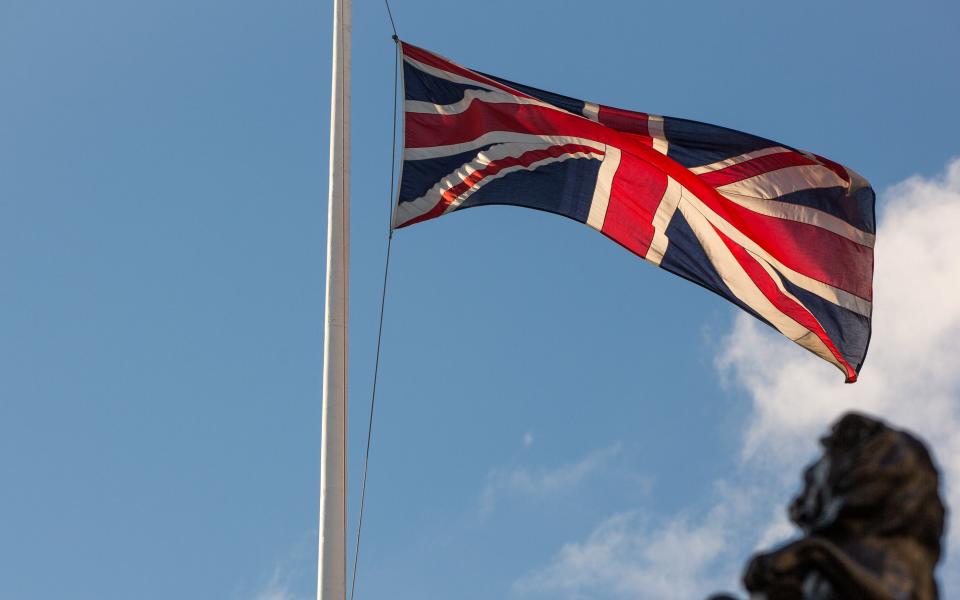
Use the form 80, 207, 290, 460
742, 412, 945, 600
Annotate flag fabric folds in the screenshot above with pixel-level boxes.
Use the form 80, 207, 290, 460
394, 41, 875, 382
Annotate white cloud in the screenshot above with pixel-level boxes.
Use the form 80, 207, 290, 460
517, 159, 960, 598
523, 431, 535, 448
253, 567, 305, 600
514, 484, 755, 600
481, 443, 621, 513
248, 533, 314, 600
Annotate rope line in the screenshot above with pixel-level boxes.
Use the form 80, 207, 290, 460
383, 0, 398, 38
348, 36, 401, 600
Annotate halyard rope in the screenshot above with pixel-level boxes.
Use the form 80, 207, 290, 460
348, 30, 401, 600
383, 0, 399, 38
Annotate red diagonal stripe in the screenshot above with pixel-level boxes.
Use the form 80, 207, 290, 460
714, 225, 857, 381
404, 96, 610, 149
697, 151, 818, 188
397, 143, 604, 228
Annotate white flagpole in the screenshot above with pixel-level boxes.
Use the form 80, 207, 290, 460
318, 0, 350, 597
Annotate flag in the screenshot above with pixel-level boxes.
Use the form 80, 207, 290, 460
394, 41, 875, 383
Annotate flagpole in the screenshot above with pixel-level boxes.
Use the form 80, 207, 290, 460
318, 0, 350, 597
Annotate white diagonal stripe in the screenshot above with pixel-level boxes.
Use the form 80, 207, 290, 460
403, 56, 589, 122
405, 89, 550, 116
403, 55, 502, 95
718, 191, 876, 248
715, 164, 849, 200
405, 132, 605, 161
442, 150, 604, 215
747, 246, 844, 368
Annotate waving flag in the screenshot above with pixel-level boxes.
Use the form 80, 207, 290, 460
395, 41, 875, 382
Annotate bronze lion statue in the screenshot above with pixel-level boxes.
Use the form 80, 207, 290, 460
733, 412, 946, 599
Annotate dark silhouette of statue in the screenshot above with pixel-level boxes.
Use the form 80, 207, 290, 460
710, 412, 946, 600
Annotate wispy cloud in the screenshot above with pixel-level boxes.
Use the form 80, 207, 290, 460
514, 482, 767, 599
247, 531, 314, 600
516, 159, 960, 598
252, 566, 305, 600
481, 443, 622, 513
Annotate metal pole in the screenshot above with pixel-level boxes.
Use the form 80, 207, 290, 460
318, 0, 350, 597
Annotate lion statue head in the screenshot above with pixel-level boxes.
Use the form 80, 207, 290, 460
739, 412, 946, 600
790, 412, 944, 558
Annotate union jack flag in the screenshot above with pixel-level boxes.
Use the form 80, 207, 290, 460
395, 41, 875, 382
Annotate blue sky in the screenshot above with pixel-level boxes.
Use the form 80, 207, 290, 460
2, 1, 959, 599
